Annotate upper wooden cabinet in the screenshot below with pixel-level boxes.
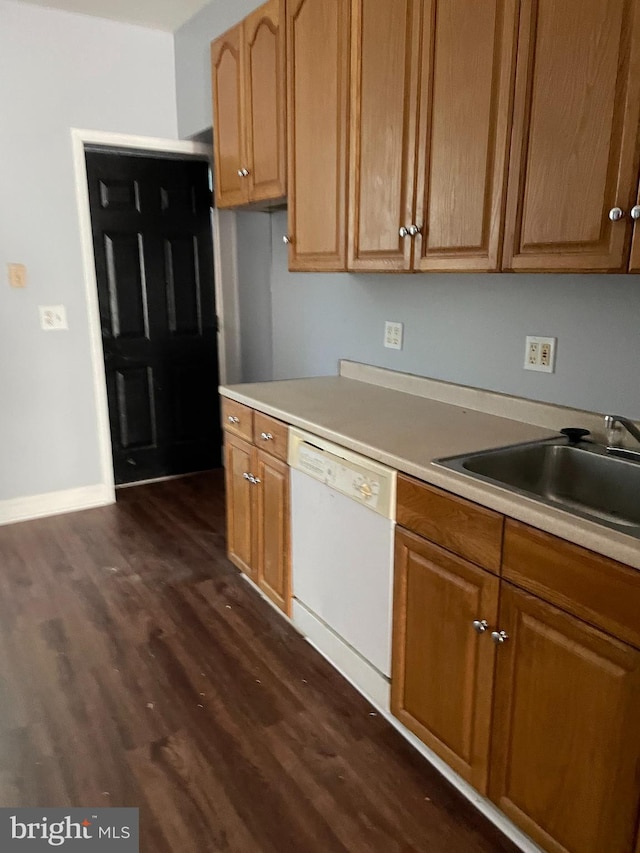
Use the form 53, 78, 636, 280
286, 0, 350, 270
211, 0, 286, 209
348, 0, 518, 272
503, 0, 640, 272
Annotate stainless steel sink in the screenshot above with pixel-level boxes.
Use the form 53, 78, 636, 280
436, 439, 640, 537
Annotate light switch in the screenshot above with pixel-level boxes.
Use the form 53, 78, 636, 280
8, 263, 27, 288
39, 305, 68, 331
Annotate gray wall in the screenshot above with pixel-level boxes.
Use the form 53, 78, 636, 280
174, 0, 260, 138
270, 212, 640, 418
0, 0, 177, 501
236, 212, 274, 382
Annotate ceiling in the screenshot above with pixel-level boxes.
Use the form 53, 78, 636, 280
14, 0, 213, 31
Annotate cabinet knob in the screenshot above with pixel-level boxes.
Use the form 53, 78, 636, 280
491, 630, 509, 644
260, 432, 273, 441
242, 168, 250, 177
472, 619, 489, 634
631, 205, 640, 221
237, 169, 244, 178
399, 226, 409, 238
408, 224, 422, 237
243, 471, 251, 480
227, 415, 240, 424
283, 235, 292, 244
608, 207, 626, 222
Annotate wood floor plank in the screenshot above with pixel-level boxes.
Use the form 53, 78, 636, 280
0, 472, 517, 852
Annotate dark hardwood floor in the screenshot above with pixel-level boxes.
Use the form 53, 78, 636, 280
0, 472, 518, 852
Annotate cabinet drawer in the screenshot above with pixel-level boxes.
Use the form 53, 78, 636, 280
503, 520, 640, 649
396, 475, 503, 574
221, 398, 254, 440
253, 412, 288, 462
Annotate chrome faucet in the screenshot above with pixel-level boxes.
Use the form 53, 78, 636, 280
604, 414, 640, 459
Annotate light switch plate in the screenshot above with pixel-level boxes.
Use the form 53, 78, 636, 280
39, 305, 68, 331
8, 263, 27, 288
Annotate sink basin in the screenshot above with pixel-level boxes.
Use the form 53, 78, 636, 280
436, 440, 640, 537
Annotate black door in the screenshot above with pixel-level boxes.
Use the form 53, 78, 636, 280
86, 151, 222, 485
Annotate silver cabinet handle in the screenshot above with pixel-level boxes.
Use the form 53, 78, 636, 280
237, 169, 244, 178
609, 207, 626, 221
283, 235, 292, 244
243, 472, 251, 480
227, 415, 240, 424
242, 168, 250, 177
260, 432, 273, 441
399, 226, 409, 238
252, 476, 261, 484
472, 619, 489, 634
491, 630, 509, 644
408, 224, 422, 236
631, 205, 640, 221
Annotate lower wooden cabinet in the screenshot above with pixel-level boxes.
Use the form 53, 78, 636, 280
490, 583, 640, 853
223, 428, 291, 614
392, 528, 499, 793
393, 480, 640, 853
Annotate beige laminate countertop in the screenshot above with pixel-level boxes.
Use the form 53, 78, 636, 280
220, 374, 640, 571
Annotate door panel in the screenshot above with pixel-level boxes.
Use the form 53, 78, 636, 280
114, 367, 156, 450
503, 0, 640, 271
244, 0, 287, 203
163, 236, 202, 336
255, 451, 290, 613
490, 583, 640, 853
414, 0, 518, 271
87, 153, 221, 485
211, 27, 248, 208
348, 0, 421, 271
392, 528, 499, 792
103, 232, 149, 339
287, 0, 350, 270
224, 436, 256, 579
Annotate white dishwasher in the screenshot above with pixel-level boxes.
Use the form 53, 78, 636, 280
288, 428, 396, 708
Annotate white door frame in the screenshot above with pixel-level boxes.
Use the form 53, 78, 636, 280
71, 127, 240, 500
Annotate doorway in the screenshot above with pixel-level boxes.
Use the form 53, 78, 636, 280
85, 149, 222, 486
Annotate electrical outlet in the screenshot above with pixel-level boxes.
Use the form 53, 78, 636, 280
384, 321, 403, 350
524, 335, 556, 373
39, 305, 68, 331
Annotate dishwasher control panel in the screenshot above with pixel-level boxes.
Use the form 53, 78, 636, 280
290, 429, 396, 519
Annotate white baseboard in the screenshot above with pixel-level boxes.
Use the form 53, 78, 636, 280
0, 484, 115, 527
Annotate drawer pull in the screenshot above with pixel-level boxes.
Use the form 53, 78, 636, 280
227, 415, 240, 424
491, 630, 509, 645
243, 472, 260, 485
260, 432, 274, 441
472, 619, 489, 634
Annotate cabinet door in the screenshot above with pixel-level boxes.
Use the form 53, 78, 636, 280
490, 583, 640, 853
391, 528, 499, 792
224, 435, 256, 580
347, 0, 421, 271
629, 185, 640, 272
211, 26, 249, 208
414, 0, 518, 272
243, 0, 287, 204
286, 0, 350, 270
254, 450, 290, 614
503, 0, 640, 272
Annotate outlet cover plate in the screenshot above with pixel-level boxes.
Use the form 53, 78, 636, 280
39, 305, 68, 331
384, 321, 403, 350
524, 335, 556, 373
